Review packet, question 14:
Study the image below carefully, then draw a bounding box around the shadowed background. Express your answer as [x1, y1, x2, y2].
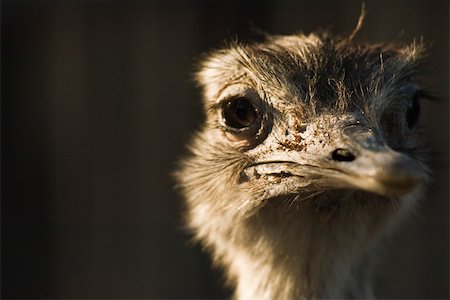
[2, 0, 448, 298]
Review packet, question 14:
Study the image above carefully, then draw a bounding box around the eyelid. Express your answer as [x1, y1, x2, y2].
[401, 82, 434, 101]
[206, 95, 260, 117]
[218, 85, 261, 102]
[217, 88, 263, 113]
[414, 89, 436, 101]
[206, 86, 260, 113]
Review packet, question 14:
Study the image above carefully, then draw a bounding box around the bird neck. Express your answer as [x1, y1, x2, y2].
[217, 196, 394, 300]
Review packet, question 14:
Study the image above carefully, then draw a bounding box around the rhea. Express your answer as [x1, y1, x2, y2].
[176, 27, 429, 299]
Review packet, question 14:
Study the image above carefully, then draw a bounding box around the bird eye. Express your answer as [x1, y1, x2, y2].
[221, 97, 258, 130]
[406, 94, 420, 129]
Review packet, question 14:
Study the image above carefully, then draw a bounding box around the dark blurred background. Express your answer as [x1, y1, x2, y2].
[1, 0, 448, 299]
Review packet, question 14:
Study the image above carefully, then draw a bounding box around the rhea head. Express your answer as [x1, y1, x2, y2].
[176, 31, 431, 299]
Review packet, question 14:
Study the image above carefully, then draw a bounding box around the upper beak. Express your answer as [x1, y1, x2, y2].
[323, 124, 425, 196]
[245, 124, 425, 197]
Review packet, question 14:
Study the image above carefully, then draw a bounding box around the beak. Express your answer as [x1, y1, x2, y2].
[323, 124, 425, 196]
[245, 124, 425, 197]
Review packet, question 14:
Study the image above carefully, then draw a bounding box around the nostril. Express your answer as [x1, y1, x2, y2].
[331, 148, 356, 162]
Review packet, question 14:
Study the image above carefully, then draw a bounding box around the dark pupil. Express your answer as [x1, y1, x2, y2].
[223, 98, 257, 129]
[406, 95, 420, 129]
